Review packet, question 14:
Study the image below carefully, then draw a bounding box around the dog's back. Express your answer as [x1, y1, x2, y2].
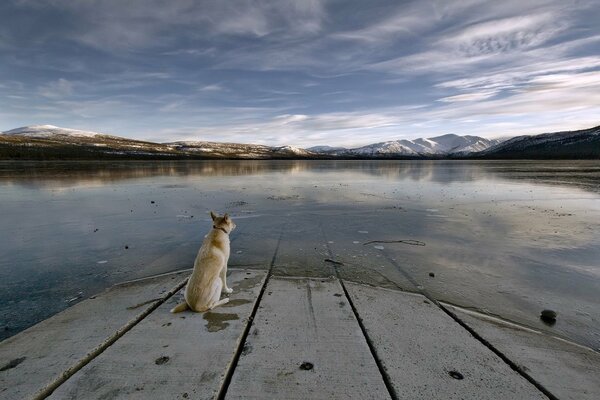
[171, 212, 235, 313]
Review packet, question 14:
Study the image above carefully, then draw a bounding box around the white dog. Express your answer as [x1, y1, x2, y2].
[171, 211, 236, 313]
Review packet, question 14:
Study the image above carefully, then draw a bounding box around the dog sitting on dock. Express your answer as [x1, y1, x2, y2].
[170, 211, 236, 313]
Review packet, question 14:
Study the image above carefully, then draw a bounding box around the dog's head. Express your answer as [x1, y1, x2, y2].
[210, 211, 236, 233]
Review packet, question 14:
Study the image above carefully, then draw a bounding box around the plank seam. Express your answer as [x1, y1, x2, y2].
[215, 224, 285, 400]
[338, 279, 399, 400]
[320, 224, 398, 400]
[435, 302, 559, 400]
[442, 301, 600, 354]
[379, 251, 559, 400]
[33, 277, 188, 400]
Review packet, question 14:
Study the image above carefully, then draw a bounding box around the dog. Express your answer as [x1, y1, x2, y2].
[170, 211, 236, 313]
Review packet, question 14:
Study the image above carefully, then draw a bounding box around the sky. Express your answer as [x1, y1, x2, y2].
[0, 0, 599, 147]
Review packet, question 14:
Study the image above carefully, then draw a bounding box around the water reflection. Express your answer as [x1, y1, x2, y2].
[1, 160, 599, 192]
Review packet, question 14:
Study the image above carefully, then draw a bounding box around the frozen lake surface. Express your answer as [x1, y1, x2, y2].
[1, 160, 599, 350]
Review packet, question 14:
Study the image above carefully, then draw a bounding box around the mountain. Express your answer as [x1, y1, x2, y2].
[3, 125, 108, 138]
[0, 125, 317, 160]
[0, 125, 183, 159]
[166, 141, 313, 158]
[476, 125, 600, 159]
[309, 134, 503, 157]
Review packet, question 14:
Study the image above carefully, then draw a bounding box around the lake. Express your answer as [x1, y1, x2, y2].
[1, 160, 599, 351]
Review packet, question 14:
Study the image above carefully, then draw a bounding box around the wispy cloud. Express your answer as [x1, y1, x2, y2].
[369, 6, 572, 75]
[38, 78, 73, 98]
[438, 91, 499, 103]
[333, 4, 434, 43]
[198, 84, 224, 92]
[1, 0, 599, 144]
[152, 106, 430, 147]
[439, 13, 565, 55]
[10, 0, 326, 51]
[436, 54, 600, 92]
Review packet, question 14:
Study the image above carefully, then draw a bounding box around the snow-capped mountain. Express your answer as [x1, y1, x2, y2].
[3, 125, 109, 138]
[350, 141, 418, 156]
[309, 134, 503, 157]
[418, 134, 503, 154]
[275, 145, 313, 156]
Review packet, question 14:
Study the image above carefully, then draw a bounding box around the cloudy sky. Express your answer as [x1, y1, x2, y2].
[0, 0, 599, 147]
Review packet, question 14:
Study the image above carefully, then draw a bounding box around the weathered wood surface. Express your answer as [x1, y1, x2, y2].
[344, 282, 547, 400]
[448, 305, 600, 400]
[48, 269, 267, 400]
[5, 268, 594, 400]
[0, 270, 189, 400]
[225, 277, 390, 399]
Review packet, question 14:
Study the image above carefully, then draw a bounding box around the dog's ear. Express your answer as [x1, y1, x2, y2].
[223, 213, 230, 221]
[210, 211, 218, 221]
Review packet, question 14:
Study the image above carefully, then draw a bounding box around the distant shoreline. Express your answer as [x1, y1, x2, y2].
[1, 153, 599, 161]
[2, 124, 599, 160]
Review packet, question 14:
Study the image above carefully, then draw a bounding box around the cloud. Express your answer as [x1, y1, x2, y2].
[369, 6, 572, 75]
[212, 0, 325, 37]
[151, 106, 430, 147]
[2, 0, 600, 145]
[198, 84, 224, 92]
[525, 70, 600, 91]
[440, 13, 565, 56]
[333, 4, 434, 43]
[38, 78, 73, 98]
[10, 0, 326, 51]
[438, 91, 498, 103]
[436, 55, 600, 92]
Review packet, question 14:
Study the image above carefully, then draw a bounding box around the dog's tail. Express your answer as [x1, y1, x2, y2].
[170, 301, 189, 313]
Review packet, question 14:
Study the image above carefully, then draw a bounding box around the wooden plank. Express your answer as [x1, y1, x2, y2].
[344, 282, 547, 400]
[448, 305, 600, 400]
[225, 277, 390, 399]
[0, 270, 189, 400]
[48, 269, 267, 400]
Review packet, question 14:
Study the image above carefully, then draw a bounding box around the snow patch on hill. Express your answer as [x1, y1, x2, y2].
[275, 145, 312, 156]
[2, 125, 106, 138]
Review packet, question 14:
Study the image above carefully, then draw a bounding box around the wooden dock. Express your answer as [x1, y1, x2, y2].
[1, 268, 599, 399]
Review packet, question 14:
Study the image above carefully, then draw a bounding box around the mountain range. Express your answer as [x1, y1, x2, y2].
[0, 125, 312, 160]
[1, 124, 598, 160]
[307, 134, 503, 157]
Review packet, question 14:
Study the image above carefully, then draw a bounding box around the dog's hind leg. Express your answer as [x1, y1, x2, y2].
[202, 277, 229, 311]
[208, 297, 230, 310]
[220, 265, 233, 294]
